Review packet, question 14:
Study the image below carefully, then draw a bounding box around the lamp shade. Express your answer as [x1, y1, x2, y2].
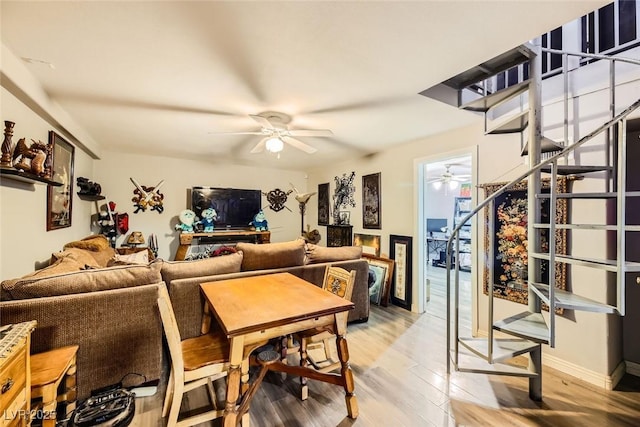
[127, 231, 145, 246]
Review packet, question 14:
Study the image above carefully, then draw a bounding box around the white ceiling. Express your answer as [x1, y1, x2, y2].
[0, 1, 608, 171]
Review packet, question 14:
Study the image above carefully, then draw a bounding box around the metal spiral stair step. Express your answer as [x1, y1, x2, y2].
[539, 165, 612, 175]
[532, 223, 640, 231]
[460, 80, 530, 112]
[451, 349, 539, 378]
[528, 282, 619, 314]
[521, 136, 564, 155]
[459, 337, 540, 363]
[493, 311, 549, 344]
[530, 252, 640, 272]
[537, 191, 640, 199]
[486, 110, 529, 135]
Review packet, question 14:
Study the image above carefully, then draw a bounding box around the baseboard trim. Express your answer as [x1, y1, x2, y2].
[541, 354, 624, 390]
[626, 360, 640, 377]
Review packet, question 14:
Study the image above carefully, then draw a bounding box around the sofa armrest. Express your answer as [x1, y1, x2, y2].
[0, 283, 164, 399]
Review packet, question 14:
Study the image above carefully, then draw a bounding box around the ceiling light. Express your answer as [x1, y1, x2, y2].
[432, 181, 442, 190]
[265, 137, 284, 153]
[449, 180, 459, 190]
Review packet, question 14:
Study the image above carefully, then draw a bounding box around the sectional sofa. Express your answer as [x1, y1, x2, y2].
[0, 236, 369, 399]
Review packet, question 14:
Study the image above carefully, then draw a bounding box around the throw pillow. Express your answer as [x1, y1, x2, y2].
[107, 250, 150, 266]
[236, 239, 306, 271]
[305, 244, 363, 264]
[160, 251, 243, 283]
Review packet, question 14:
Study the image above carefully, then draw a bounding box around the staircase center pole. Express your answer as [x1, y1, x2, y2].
[527, 41, 543, 402]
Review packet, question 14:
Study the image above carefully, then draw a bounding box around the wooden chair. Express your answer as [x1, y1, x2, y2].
[293, 266, 356, 400]
[157, 286, 230, 427]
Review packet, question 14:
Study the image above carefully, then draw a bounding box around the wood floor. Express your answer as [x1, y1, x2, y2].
[132, 272, 640, 426]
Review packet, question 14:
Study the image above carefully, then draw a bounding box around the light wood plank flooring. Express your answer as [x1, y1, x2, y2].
[132, 278, 640, 426]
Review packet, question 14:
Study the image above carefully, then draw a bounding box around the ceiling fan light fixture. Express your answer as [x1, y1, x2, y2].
[449, 180, 459, 190]
[265, 137, 284, 153]
[432, 181, 443, 190]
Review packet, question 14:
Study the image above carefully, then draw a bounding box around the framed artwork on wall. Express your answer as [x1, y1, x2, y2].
[479, 177, 571, 312]
[390, 234, 412, 310]
[318, 182, 330, 226]
[363, 253, 394, 307]
[362, 172, 381, 229]
[47, 131, 74, 231]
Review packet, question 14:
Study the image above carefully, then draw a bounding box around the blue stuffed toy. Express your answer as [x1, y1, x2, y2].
[175, 209, 196, 233]
[199, 208, 218, 232]
[250, 210, 269, 231]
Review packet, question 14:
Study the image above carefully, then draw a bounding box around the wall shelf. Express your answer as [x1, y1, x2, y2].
[77, 193, 106, 201]
[0, 167, 62, 186]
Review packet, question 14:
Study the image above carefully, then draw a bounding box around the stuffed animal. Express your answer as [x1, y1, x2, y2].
[250, 210, 269, 231]
[175, 209, 197, 233]
[199, 208, 218, 232]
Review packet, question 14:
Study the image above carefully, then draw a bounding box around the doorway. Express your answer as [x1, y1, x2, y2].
[415, 148, 477, 335]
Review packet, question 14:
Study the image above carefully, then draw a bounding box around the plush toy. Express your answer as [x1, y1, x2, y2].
[175, 209, 197, 233]
[250, 210, 269, 231]
[199, 208, 218, 232]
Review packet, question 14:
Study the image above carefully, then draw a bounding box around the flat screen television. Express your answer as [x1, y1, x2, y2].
[191, 187, 262, 230]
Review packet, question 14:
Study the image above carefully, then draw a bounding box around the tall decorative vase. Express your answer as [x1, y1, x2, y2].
[1, 121, 16, 168]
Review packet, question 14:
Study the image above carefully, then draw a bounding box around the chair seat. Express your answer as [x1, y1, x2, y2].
[31, 345, 79, 388]
[182, 331, 229, 371]
[296, 325, 335, 339]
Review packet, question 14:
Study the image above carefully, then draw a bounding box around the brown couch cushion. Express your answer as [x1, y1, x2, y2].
[160, 252, 243, 284]
[305, 244, 362, 264]
[0, 260, 163, 300]
[236, 240, 306, 271]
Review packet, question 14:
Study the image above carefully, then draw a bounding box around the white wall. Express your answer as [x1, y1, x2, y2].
[92, 150, 307, 261]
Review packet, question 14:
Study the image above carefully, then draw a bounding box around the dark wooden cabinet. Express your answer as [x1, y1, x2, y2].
[326, 225, 353, 247]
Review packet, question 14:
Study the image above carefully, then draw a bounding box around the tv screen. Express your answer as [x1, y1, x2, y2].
[191, 187, 262, 230]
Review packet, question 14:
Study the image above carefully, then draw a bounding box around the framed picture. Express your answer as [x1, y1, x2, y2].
[353, 233, 381, 257]
[479, 177, 572, 311]
[363, 253, 394, 307]
[390, 234, 412, 310]
[362, 172, 381, 229]
[337, 210, 350, 225]
[318, 182, 330, 226]
[47, 131, 74, 231]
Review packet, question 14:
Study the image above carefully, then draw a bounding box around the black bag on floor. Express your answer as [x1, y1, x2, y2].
[67, 388, 135, 427]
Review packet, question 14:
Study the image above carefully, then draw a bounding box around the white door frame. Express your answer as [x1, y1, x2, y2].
[414, 146, 478, 335]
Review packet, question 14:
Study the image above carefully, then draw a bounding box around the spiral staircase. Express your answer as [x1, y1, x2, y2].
[421, 41, 640, 400]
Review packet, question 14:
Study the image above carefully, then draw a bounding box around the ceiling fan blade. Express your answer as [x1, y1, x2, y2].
[250, 137, 268, 154]
[453, 176, 471, 182]
[249, 114, 274, 129]
[426, 178, 442, 184]
[288, 129, 333, 137]
[283, 136, 317, 154]
[209, 131, 264, 135]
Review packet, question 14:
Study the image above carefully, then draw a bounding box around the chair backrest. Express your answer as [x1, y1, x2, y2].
[157, 285, 185, 377]
[322, 266, 356, 302]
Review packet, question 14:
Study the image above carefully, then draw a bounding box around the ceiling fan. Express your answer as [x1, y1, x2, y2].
[213, 111, 333, 155]
[427, 164, 471, 186]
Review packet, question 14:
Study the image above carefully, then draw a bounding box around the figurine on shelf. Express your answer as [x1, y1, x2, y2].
[250, 209, 269, 231]
[77, 177, 102, 196]
[97, 210, 117, 248]
[198, 208, 217, 232]
[11, 138, 52, 179]
[1, 121, 15, 168]
[175, 209, 196, 233]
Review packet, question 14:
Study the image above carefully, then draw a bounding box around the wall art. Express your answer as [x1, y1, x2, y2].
[390, 234, 413, 310]
[318, 182, 330, 226]
[46, 131, 74, 231]
[332, 171, 355, 224]
[364, 253, 394, 307]
[479, 177, 571, 310]
[353, 233, 381, 257]
[362, 172, 381, 229]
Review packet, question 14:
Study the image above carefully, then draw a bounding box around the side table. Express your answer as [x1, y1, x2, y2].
[30, 345, 79, 427]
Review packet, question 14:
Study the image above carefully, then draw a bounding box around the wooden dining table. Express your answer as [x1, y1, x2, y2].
[200, 272, 358, 427]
